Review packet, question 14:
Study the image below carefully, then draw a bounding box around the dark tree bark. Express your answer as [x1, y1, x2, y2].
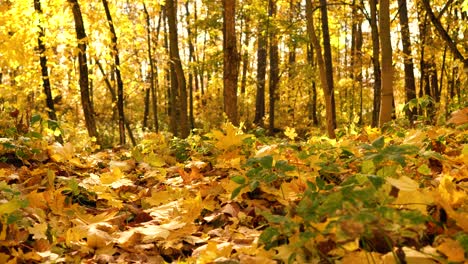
[269, 0, 279, 134]
[349, 0, 363, 123]
[417, 5, 437, 121]
[307, 44, 319, 126]
[142, 3, 159, 132]
[369, 0, 381, 127]
[95, 59, 136, 147]
[254, 20, 267, 126]
[223, 0, 240, 125]
[319, 0, 336, 131]
[68, 0, 99, 143]
[34, 0, 63, 143]
[102, 0, 126, 145]
[306, 0, 336, 138]
[166, 0, 189, 138]
[398, 0, 417, 123]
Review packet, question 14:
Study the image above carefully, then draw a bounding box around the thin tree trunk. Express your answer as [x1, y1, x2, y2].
[319, 0, 336, 132]
[166, 0, 189, 138]
[34, 0, 63, 143]
[307, 44, 319, 126]
[143, 3, 159, 132]
[306, 0, 336, 138]
[369, 0, 381, 127]
[68, 0, 99, 143]
[102, 0, 125, 145]
[254, 20, 267, 126]
[398, 0, 417, 123]
[185, 1, 195, 129]
[269, 0, 279, 134]
[378, 0, 394, 126]
[240, 17, 250, 95]
[223, 0, 240, 125]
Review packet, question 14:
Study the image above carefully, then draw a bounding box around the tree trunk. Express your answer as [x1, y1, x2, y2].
[369, 0, 381, 127]
[34, 0, 63, 143]
[378, 0, 394, 126]
[319, 0, 337, 132]
[307, 44, 319, 126]
[349, 0, 363, 124]
[166, 0, 189, 138]
[68, 0, 99, 143]
[254, 20, 267, 126]
[398, 0, 417, 123]
[306, 0, 336, 138]
[240, 17, 250, 95]
[223, 0, 240, 125]
[185, 1, 196, 129]
[102, 0, 125, 145]
[143, 3, 159, 132]
[269, 0, 279, 134]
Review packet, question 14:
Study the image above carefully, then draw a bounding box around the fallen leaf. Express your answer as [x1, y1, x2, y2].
[436, 238, 465, 262]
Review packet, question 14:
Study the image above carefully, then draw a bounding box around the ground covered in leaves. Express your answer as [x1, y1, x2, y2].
[0, 123, 467, 263]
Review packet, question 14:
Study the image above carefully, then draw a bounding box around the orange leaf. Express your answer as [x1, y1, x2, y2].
[437, 238, 465, 262]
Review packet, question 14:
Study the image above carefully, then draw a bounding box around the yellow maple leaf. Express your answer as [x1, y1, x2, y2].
[394, 189, 434, 215]
[86, 225, 113, 249]
[438, 174, 465, 207]
[48, 142, 74, 163]
[386, 176, 419, 191]
[208, 122, 252, 151]
[28, 222, 48, 240]
[284, 127, 297, 141]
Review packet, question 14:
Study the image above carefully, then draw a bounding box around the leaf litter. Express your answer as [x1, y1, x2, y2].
[0, 123, 467, 263]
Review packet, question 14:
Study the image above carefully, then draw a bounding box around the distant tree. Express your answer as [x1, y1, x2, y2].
[306, 0, 336, 138]
[268, 0, 279, 134]
[378, 0, 394, 126]
[254, 11, 267, 126]
[142, 3, 159, 132]
[223, 0, 240, 125]
[101, 0, 126, 145]
[166, 0, 189, 138]
[319, 0, 337, 134]
[68, 0, 99, 143]
[33, 0, 63, 143]
[398, 0, 417, 123]
[368, 0, 381, 127]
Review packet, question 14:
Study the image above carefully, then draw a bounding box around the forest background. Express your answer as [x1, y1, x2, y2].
[0, 0, 466, 145]
[0, 0, 468, 263]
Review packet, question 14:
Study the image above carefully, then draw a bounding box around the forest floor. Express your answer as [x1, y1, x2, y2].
[0, 122, 467, 263]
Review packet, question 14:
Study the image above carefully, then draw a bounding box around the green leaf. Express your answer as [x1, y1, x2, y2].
[259, 226, 280, 244]
[455, 232, 468, 253]
[231, 186, 244, 199]
[249, 180, 259, 191]
[377, 165, 398, 177]
[275, 160, 295, 172]
[367, 175, 385, 189]
[361, 160, 375, 174]
[26, 131, 43, 139]
[371, 136, 385, 149]
[231, 175, 246, 184]
[316, 176, 325, 190]
[259, 155, 273, 169]
[30, 114, 42, 124]
[417, 164, 432, 175]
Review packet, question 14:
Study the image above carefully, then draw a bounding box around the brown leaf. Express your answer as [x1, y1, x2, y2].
[447, 107, 468, 125]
